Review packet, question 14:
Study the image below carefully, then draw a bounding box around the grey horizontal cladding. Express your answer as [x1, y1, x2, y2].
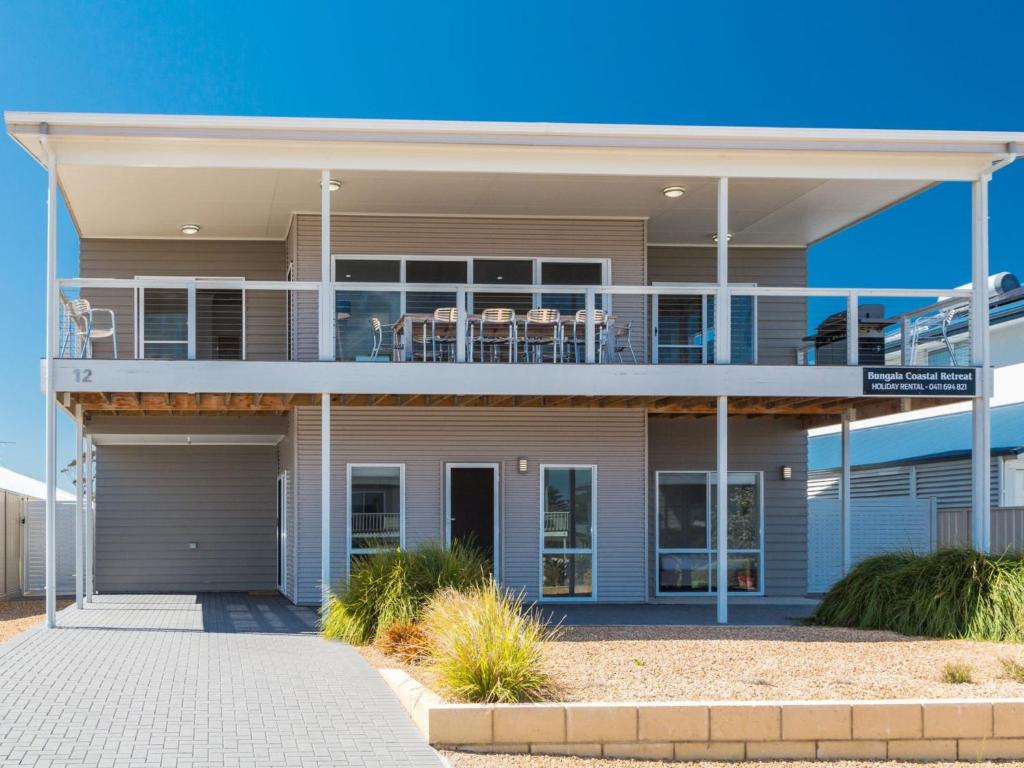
[78, 238, 288, 360]
[293, 407, 647, 606]
[647, 415, 808, 597]
[647, 246, 808, 366]
[811, 457, 1001, 510]
[95, 445, 279, 593]
[292, 214, 647, 361]
[808, 467, 913, 499]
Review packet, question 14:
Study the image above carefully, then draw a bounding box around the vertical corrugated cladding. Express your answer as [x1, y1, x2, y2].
[647, 415, 809, 597]
[78, 238, 289, 360]
[293, 407, 647, 605]
[647, 245, 808, 365]
[291, 214, 647, 361]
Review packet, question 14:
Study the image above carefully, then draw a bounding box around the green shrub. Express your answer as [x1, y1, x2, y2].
[422, 580, 558, 703]
[320, 541, 489, 644]
[1002, 657, 1024, 683]
[941, 662, 973, 684]
[809, 548, 1024, 642]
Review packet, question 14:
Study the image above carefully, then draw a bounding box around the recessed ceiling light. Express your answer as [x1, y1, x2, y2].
[321, 178, 342, 192]
[711, 232, 733, 243]
[662, 185, 687, 199]
[180, 224, 200, 235]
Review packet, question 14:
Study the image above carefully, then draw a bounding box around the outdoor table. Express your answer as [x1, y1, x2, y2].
[391, 313, 616, 362]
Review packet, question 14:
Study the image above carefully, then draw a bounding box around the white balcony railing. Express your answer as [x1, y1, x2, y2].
[55, 276, 975, 369]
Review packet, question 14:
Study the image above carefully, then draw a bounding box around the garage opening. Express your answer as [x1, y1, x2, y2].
[95, 444, 279, 593]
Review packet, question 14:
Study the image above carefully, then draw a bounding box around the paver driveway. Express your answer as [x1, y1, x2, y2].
[0, 594, 444, 768]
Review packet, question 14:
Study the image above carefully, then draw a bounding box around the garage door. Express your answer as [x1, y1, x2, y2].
[96, 445, 278, 592]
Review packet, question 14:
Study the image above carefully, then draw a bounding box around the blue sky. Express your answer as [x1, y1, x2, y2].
[0, 1, 1021, 485]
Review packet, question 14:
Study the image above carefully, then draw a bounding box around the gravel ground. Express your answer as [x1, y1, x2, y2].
[0, 598, 72, 644]
[363, 625, 1024, 702]
[441, 752, 1024, 768]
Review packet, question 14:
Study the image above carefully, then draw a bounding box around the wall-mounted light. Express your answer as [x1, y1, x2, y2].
[180, 224, 200, 235]
[780, 465, 793, 480]
[321, 178, 342, 192]
[662, 185, 687, 199]
[517, 457, 529, 474]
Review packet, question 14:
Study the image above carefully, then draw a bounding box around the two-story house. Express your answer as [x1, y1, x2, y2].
[6, 113, 1016, 628]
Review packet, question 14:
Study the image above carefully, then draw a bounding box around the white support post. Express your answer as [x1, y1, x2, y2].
[318, 170, 335, 362]
[584, 289, 596, 364]
[320, 392, 332, 611]
[455, 285, 467, 363]
[970, 176, 991, 552]
[84, 435, 94, 601]
[840, 409, 853, 575]
[846, 293, 859, 366]
[186, 281, 197, 361]
[716, 395, 728, 624]
[715, 178, 731, 364]
[42, 132, 58, 629]
[74, 405, 84, 609]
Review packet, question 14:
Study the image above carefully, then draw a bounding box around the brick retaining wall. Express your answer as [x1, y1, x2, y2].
[380, 669, 1024, 762]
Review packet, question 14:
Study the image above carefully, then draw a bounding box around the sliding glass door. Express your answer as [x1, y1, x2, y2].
[656, 471, 763, 595]
[541, 465, 596, 600]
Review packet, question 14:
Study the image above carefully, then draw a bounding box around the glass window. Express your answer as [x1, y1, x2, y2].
[656, 471, 762, 595]
[141, 288, 188, 359]
[406, 260, 468, 315]
[349, 466, 403, 562]
[195, 289, 243, 360]
[337, 259, 401, 282]
[705, 295, 756, 364]
[336, 260, 402, 361]
[540, 261, 604, 315]
[541, 466, 595, 599]
[472, 259, 534, 313]
[657, 472, 708, 549]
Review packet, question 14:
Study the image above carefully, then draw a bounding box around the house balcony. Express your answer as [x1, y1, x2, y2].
[52, 274, 982, 424]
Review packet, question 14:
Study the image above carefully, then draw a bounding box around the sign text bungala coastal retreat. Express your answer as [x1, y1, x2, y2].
[862, 367, 976, 396]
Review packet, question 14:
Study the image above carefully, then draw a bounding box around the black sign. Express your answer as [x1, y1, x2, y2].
[863, 367, 976, 397]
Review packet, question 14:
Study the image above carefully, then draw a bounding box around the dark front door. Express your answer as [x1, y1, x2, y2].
[448, 466, 497, 571]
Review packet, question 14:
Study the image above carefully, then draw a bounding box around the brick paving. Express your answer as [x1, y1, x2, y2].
[0, 594, 444, 768]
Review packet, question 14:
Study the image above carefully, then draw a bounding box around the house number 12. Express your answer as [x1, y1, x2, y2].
[73, 368, 93, 383]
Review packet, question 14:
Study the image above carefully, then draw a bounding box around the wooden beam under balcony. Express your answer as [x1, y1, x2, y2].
[64, 389, 964, 430]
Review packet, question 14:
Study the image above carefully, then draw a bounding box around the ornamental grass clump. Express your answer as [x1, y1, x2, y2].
[809, 548, 1024, 642]
[376, 620, 429, 663]
[421, 580, 558, 703]
[320, 541, 489, 645]
[941, 662, 973, 684]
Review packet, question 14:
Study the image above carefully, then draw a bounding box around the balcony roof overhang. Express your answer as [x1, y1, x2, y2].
[6, 112, 1021, 246]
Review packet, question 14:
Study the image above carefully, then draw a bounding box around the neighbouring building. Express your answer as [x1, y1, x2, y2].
[6, 112, 1018, 626]
[0, 467, 75, 598]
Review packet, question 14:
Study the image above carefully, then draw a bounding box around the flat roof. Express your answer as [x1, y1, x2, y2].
[6, 112, 1021, 244]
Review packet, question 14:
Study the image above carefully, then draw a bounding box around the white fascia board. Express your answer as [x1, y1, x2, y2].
[59, 358, 885, 399]
[33, 136, 999, 182]
[6, 111, 1024, 150]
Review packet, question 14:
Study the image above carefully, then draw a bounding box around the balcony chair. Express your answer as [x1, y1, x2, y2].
[569, 308, 607, 363]
[432, 307, 459, 361]
[61, 296, 118, 359]
[613, 320, 637, 364]
[368, 317, 403, 361]
[522, 308, 561, 363]
[477, 307, 517, 362]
